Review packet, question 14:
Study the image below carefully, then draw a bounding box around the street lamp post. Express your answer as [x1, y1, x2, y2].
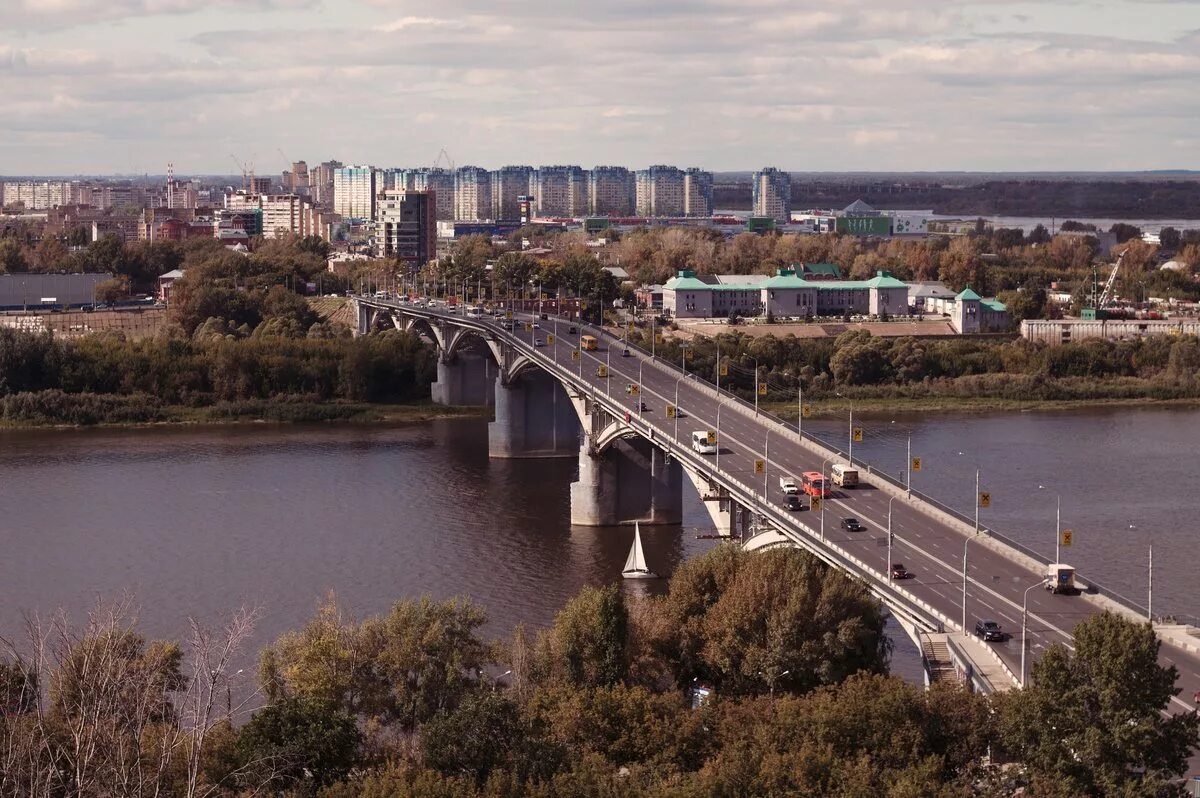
[961, 532, 978, 633]
[797, 383, 804, 439]
[1039, 486, 1062, 562]
[715, 399, 723, 473]
[887, 496, 896, 579]
[762, 428, 770, 499]
[674, 376, 682, 441]
[1021, 581, 1046, 687]
[748, 356, 760, 417]
[819, 455, 834, 541]
[906, 434, 912, 496]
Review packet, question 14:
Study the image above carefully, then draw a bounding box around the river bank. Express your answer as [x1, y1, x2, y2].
[0, 393, 488, 429]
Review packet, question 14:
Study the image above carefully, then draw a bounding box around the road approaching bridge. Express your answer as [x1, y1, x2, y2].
[355, 297, 1200, 751]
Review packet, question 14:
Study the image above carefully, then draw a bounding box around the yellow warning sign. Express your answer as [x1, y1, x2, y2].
[1060, 529, 1073, 547]
[597, 365, 608, 378]
[546, 335, 554, 345]
[852, 427, 864, 442]
[801, 404, 812, 418]
[571, 350, 579, 361]
[758, 382, 768, 396]
[719, 364, 729, 377]
[911, 457, 921, 472]
[754, 459, 765, 475]
[706, 430, 716, 444]
[666, 405, 676, 419]
[811, 496, 822, 512]
[979, 492, 991, 508]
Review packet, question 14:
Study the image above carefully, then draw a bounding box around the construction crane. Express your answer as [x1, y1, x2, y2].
[229, 154, 250, 192]
[433, 148, 455, 172]
[1083, 250, 1127, 320]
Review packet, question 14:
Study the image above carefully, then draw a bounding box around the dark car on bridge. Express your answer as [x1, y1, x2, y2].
[786, 495, 805, 511]
[890, 563, 913, 580]
[974, 620, 1006, 642]
[568, 326, 578, 334]
[840, 517, 865, 532]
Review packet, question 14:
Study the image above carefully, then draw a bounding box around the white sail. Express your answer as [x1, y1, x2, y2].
[622, 523, 656, 578]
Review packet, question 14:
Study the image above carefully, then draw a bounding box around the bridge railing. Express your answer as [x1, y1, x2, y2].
[375, 300, 1160, 627]
[563, 310, 1166, 623]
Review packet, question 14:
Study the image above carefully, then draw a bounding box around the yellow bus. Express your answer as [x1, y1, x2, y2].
[580, 335, 599, 351]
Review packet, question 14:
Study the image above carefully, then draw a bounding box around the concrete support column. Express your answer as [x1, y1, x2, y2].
[683, 467, 734, 537]
[431, 352, 496, 407]
[571, 439, 619, 526]
[355, 302, 373, 337]
[489, 370, 580, 459]
[570, 435, 683, 527]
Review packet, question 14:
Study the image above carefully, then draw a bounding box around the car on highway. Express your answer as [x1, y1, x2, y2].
[534, 338, 545, 347]
[539, 313, 548, 321]
[568, 325, 578, 334]
[974, 620, 1006, 642]
[500, 320, 515, 330]
[786, 495, 805, 511]
[890, 563, 913, 580]
[840, 517, 865, 532]
[622, 348, 632, 357]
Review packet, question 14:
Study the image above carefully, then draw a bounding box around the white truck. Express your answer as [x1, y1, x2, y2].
[1045, 564, 1077, 595]
[691, 430, 717, 455]
[831, 463, 859, 488]
[779, 476, 799, 495]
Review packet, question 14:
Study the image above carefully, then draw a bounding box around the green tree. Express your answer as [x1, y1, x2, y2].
[0, 237, 27, 273]
[995, 611, 1200, 795]
[541, 585, 629, 689]
[94, 275, 131, 304]
[235, 696, 361, 791]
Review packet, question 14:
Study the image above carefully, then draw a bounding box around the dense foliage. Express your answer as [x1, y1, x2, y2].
[0, 327, 435, 424]
[2, 546, 1193, 797]
[640, 327, 1200, 406]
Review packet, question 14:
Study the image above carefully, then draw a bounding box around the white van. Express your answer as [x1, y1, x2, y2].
[691, 430, 717, 455]
[465, 305, 484, 319]
[831, 463, 859, 488]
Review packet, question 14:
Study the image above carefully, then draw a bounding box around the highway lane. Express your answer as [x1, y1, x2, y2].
[400, 304, 1200, 739]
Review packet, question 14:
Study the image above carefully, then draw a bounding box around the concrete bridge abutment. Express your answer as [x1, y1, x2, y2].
[570, 436, 682, 526]
[488, 370, 580, 459]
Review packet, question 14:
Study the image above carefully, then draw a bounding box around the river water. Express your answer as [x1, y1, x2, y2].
[1, 406, 1196, 681]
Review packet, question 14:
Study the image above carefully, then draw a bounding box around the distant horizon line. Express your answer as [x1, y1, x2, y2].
[3, 169, 1199, 181]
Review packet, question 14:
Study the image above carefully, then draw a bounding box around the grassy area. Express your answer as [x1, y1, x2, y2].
[0, 397, 490, 430]
[763, 395, 1200, 418]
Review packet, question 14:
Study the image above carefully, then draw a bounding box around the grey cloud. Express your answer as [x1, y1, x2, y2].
[4, 0, 317, 32]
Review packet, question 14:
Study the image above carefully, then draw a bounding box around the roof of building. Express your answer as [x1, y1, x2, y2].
[158, 269, 185, 280]
[843, 199, 877, 214]
[956, 287, 982, 301]
[798, 262, 842, 278]
[759, 269, 907, 291]
[908, 281, 957, 299]
[603, 265, 631, 280]
[982, 299, 1007, 312]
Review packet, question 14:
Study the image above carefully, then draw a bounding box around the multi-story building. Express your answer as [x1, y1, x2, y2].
[224, 191, 313, 238]
[333, 166, 377, 219]
[532, 165, 587, 217]
[491, 165, 533, 221]
[589, 166, 635, 216]
[454, 166, 491, 221]
[375, 190, 436, 268]
[683, 168, 714, 218]
[284, 161, 309, 195]
[1, 181, 76, 210]
[752, 167, 791, 223]
[635, 165, 686, 217]
[309, 160, 342, 207]
[405, 168, 455, 221]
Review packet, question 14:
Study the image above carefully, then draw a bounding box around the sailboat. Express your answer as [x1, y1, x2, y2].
[622, 522, 659, 580]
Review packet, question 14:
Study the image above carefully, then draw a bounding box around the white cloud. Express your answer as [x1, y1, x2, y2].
[1, 0, 1200, 172]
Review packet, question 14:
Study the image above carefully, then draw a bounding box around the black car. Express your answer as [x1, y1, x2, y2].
[786, 495, 805, 511]
[568, 325, 578, 334]
[622, 348, 632, 357]
[841, 517, 865, 532]
[974, 620, 1006, 642]
[539, 313, 548, 321]
[890, 563, 913, 580]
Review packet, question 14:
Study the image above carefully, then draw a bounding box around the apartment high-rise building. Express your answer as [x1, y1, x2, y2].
[376, 190, 436, 268]
[333, 166, 377, 219]
[588, 166, 635, 216]
[283, 161, 309, 195]
[752, 167, 791, 223]
[454, 166, 492, 221]
[635, 165, 686, 217]
[0, 181, 76, 210]
[407, 168, 454, 221]
[532, 165, 587, 217]
[309, 160, 342, 206]
[491, 165, 532, 221]
[683, 168, 714, 218]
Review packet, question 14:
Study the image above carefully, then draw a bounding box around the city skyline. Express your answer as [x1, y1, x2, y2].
[2, 0, 1200, 174]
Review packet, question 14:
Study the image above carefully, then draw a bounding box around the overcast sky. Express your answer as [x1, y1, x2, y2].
[2, 0, 1199, 175]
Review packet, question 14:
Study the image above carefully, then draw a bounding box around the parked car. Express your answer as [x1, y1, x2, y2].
[890, 563, 913, 580]
[974, 619, 1006, 642]
[786, 495, 805, 511]
[840, 517, 865, 532]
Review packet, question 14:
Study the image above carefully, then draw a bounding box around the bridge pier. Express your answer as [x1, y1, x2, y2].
[570, 437, 682, 526]
[355, 302, 375, 337]
[431, 353, 496, 407]
[489, 371, 580, 459]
